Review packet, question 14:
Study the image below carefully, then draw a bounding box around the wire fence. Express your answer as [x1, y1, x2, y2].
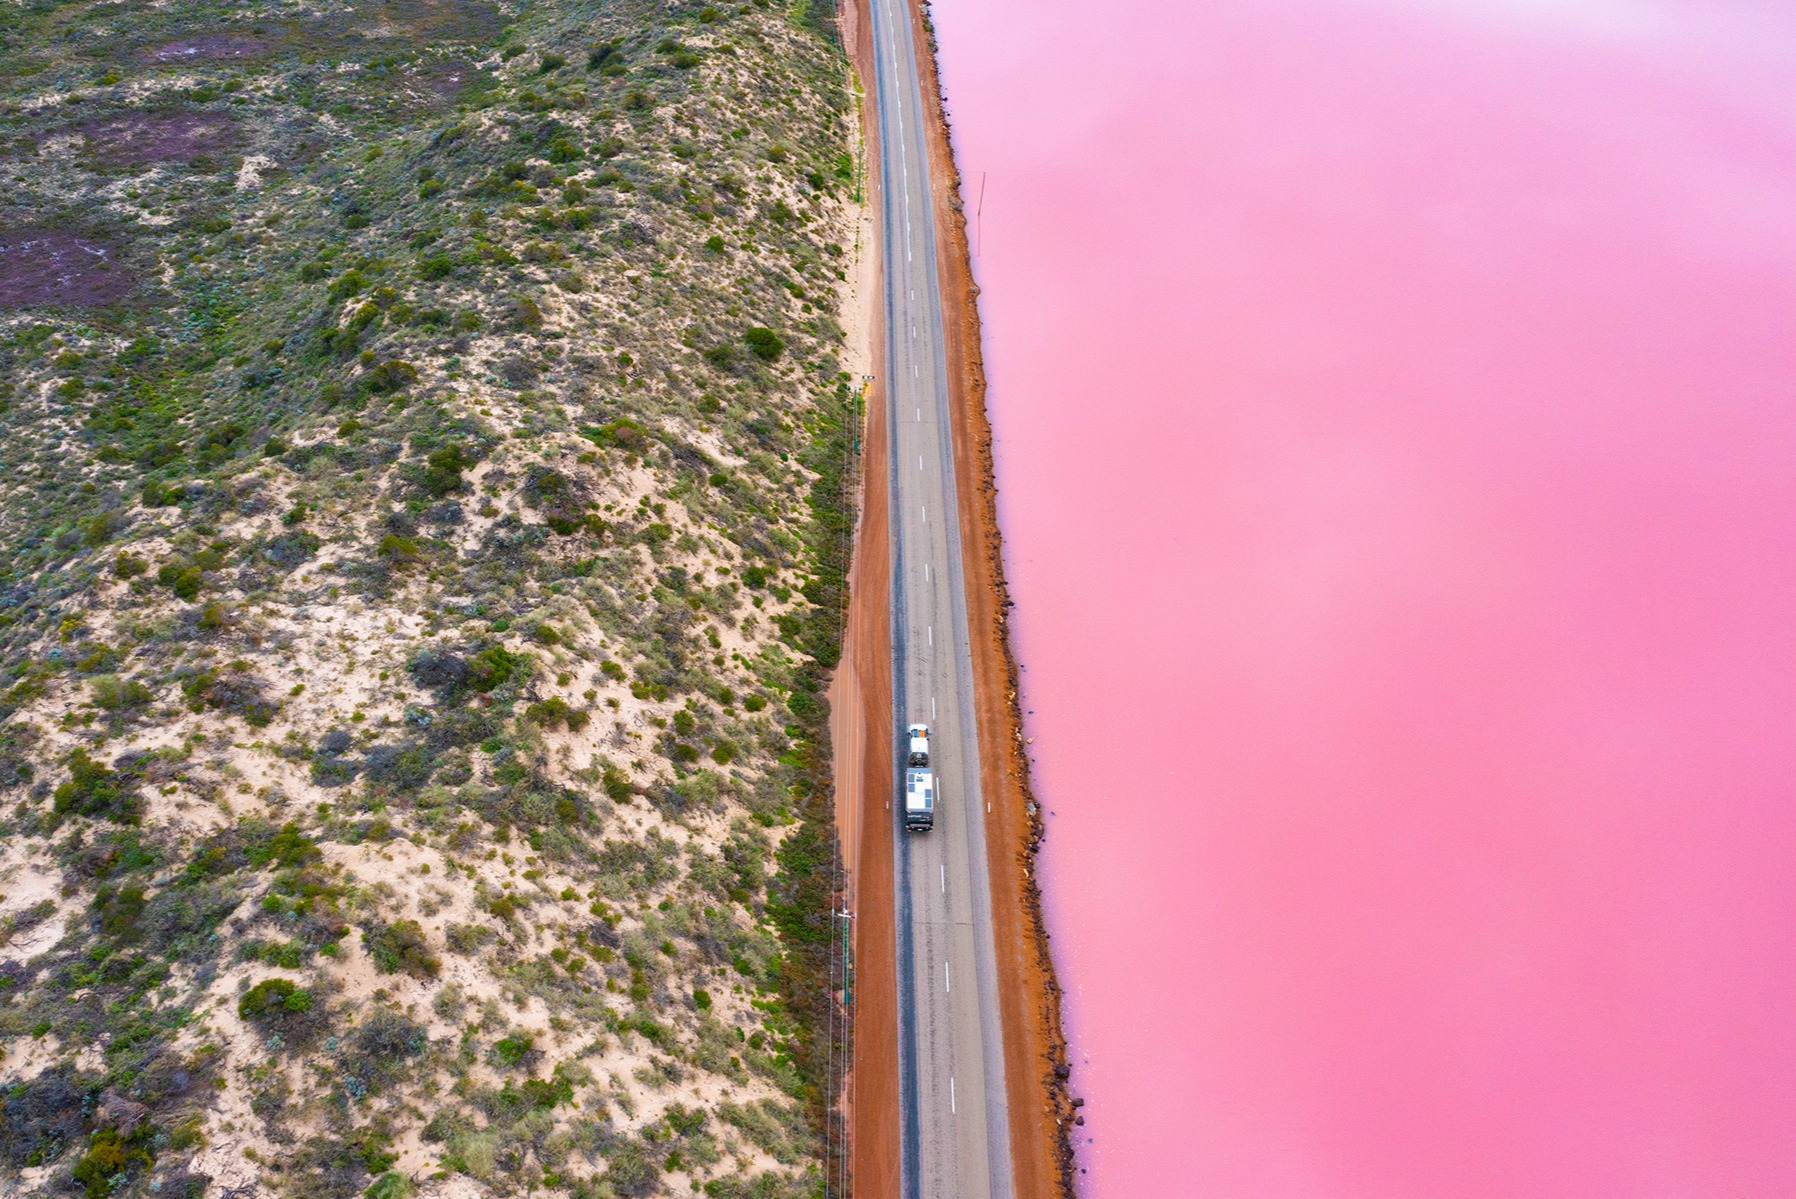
[826, 8, 870, 1189]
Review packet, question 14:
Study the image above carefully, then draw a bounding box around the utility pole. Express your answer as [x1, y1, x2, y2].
[977, 171, 986, 258]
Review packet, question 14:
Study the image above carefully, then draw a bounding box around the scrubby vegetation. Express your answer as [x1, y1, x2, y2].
[0, 0, 860, 1195]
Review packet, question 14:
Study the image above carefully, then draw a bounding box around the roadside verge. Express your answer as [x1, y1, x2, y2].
[833, 0, 902, 1196]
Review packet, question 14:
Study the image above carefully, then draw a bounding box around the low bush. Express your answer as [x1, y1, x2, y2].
[409, 648, 469, 690]
[468, 645, 526, 692]
[91, 674, 154, 712]
[423, 444, 472, 495]
[363, 918, 440, 978]
[365, 359, 419, 394]
[72, 1128, 153, 1199]
[743, 327, 784, 362]
[181, 666, 278, 727]
[523, 696, 590, 732]
[54, 749, 139, 823]
[603, 1140, 660, 1197]
[239, 977, 315, 1024]
[356, 1009, 426, 1062]
[445, 922, 496, 954]
[490, 1030, 534, 1068]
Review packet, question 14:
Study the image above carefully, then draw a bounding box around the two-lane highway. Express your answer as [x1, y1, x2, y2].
[866, 0, 1015, 1196]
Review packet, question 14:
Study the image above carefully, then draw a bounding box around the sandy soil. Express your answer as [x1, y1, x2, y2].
[838, 0, 1075, 1194]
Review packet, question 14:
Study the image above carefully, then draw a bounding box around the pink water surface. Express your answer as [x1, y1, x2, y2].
[926, 0, 1796, 1193]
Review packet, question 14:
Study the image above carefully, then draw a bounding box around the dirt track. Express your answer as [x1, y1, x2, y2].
[833, 0, 902, 1193]
[837, 0, 1075, 1195]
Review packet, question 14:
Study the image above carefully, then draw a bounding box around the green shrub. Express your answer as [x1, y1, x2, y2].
[239, 977, 315, 1023]
[445, 922, 496, 954]
[491, 1030, 533, 1067]
[91, 674, 154, 712]
[604, 1141, 660, 1197]
[468, 645, 525, 692]
[181, 666, 278, 726]
[483, 891, 526, 921]
[329, 270, 368, 300]
[510, 296, 543, 330]
[365, 359, 419, 394]
[95, 881, 147, 939]
[524, 696, 591, 732]
[72, 1128, 153, 1199]
[365, 1172, 414, 1199]
[54, 749, 138, 823]
[157, 563, 203, 600]
[81, 511, 126, 546]
[377, 534, 422, 565]
[423, 444, 471, 496]
[356, 1009, 426, 1061]
[518, 1071, 576, 1109]
[363, 918, 440, 978]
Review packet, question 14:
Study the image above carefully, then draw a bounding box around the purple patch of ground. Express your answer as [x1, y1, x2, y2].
[412, 58, 477, 105]
[0, 232, 132, 308]
[143, 34, 267, 62]
[376, 0, 504, 39]
[73, 111, 240, 164]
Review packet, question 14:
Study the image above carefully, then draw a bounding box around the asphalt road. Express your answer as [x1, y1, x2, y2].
[866, 1, 1016, 1197]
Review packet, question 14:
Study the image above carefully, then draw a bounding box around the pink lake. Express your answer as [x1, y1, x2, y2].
[927, 0, 1796, 1194]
